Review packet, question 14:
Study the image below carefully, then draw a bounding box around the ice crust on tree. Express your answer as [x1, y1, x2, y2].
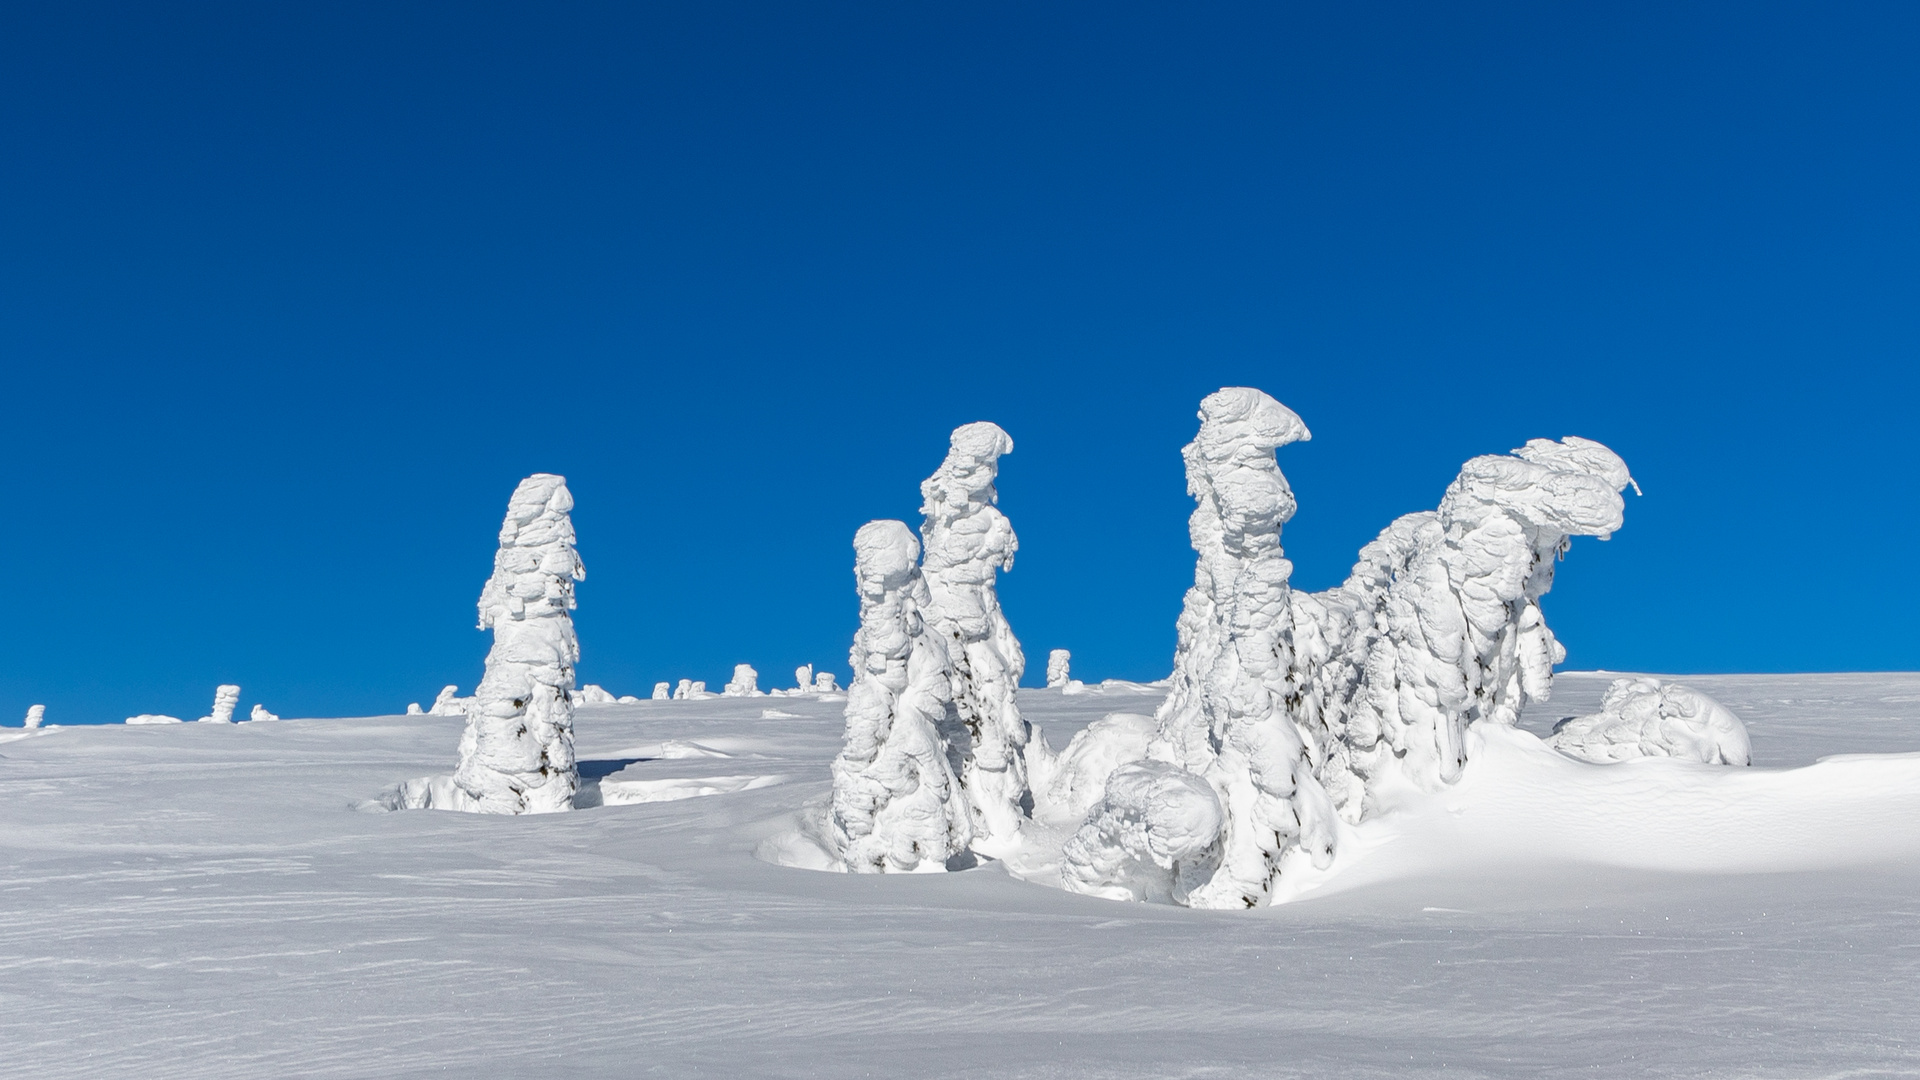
[827, 520, 973, 873]
[918, 421, 1031, 853]
[24, 705, 44, 729]
[1548, 678, 1751, 765]
[1046, 650, 1071, 689]
[451, 474, 584, 815]
[198, 685, 241, 724]
[1061, 761, 1224, 904]
[724, 665, 760, 696]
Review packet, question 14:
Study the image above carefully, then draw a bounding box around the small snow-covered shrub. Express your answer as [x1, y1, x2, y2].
[1061, 761, 1224, 905]
[198, 685, 240, 724]
[1046, 650, 1071, 689]
[1549, 678, 1751, 765]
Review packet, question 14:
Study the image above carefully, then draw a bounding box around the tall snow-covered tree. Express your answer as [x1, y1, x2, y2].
[918, 421, 1031, 854]
[829, 520, 973, 872]
[452, 473, 584, 815]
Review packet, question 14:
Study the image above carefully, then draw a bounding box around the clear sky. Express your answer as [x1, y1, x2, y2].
[3, 2, 1916, 724]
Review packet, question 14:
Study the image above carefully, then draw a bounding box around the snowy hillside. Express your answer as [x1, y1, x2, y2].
[3, 672, 1918, 1079]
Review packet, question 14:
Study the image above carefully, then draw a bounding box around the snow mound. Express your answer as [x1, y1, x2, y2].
[1061, 761, 1225, 905]
[575, 684, 617, 705]
[125, 714, 184, 725]
[248, 704, 279, 722]
[1548, 677, 1752, 765]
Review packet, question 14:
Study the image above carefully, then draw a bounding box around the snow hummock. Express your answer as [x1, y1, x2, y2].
[197, 685, 240, 724]
[1547, 677, 1752, 765]
[125, 714, 184, 725]
[1061, 760, 1225, 905]
[1046, 649, 1071, 689]
[248, 704, 279, 722]
[575, 684, 617, 705]
[827, 520, 973, 873]
[724, 665, 760, 697]
[23, 704, 44, 729]
[919, 421, 1030, 855]
[448, 473, 584, 815]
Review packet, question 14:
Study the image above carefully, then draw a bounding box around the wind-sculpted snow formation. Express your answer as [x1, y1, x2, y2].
[1046, 650, 1071, 689]
[24, 705, 44, 729]
[1064, 387, 1635, 908]
[1548, 677, 1751, 765]
[451, 473, 584, 815]
[919, 421, 1030, 854]
[827, 520, 972, 873]
[198, 685, 240, 724]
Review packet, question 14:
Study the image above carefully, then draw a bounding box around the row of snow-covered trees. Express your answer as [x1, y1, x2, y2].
[825, 387, 1643, 908]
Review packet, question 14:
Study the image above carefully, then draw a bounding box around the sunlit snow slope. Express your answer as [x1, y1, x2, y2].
[2, 672, 1918, 1079]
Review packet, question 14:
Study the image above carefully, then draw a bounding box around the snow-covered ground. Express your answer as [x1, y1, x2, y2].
[3, 672, 1918, 1078]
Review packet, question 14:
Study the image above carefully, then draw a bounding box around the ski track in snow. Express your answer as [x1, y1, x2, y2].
[2, 673, 1918, 1078]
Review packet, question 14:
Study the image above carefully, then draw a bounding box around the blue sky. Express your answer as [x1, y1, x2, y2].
[3, 2, 1916, 723]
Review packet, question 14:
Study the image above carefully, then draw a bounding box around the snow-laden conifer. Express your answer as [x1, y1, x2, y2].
[198, 685, 240, 724]
[919, 421, 1030, 853]
[24, 705, 44, 729]
[1046, 650, 1071, 689]
[452, 473, 584, 815]
[724, 665, 760, 696]
[828, 520, 972, 872]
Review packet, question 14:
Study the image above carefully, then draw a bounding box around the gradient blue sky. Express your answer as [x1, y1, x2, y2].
[3, 2, 1916, 724]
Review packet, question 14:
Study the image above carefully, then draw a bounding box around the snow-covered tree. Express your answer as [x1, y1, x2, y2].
[651, 682, 670, 700]
[1139, 387, 1338, 908]
[197, 685, 240, 724]
[249, 704, 279, 722]
[919, 421, 1030, 854]
[828, 520, 973, 873]
[1061, 761, 1224, 904]
[1548, 678, 1750, 765]
[24, 705, 44, 729]
[724, 665, 760, 696]
[452, 473, 584, 815]
[428, 685, 468, 716]
[1046, 650, 1071, 689]
[1337, 437, 1635, 796]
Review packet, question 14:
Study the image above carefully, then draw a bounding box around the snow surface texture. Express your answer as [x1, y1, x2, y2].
[827, 520, 972, 873]
[724, 665, 759, 696]
[1046, 649, 1070, 689]
[1548, 677, 1752, 765]
[23, 705, 43, 729]
[451, 473, 584, 815]
[197, 685, 240, 724]
[918, 421, 1030, 854]
[4, 675, 1919, 1079]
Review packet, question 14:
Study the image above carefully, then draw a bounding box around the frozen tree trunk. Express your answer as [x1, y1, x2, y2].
[24, 705, 44, 729]
[828, 520, 973, 872]
[1340, 438, 1635, 795]
[724, 665, 760, 696]
[198, 685, 240, 724]
[1046, 650, 1071, 689]
[452, 473, 585, 815]
[1144, 387, 1337, 909]
[919, 421, 1031, 854]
